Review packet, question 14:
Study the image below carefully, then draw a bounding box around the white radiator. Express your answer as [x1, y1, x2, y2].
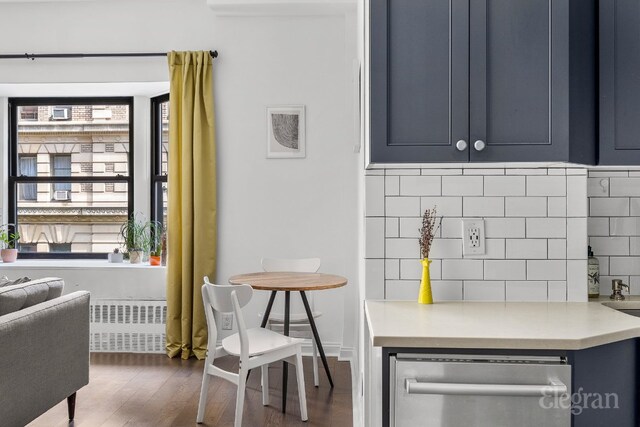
[89, 299, 167, 354]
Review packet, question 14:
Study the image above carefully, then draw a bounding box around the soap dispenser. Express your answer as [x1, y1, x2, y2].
[588, 246, 600, 298]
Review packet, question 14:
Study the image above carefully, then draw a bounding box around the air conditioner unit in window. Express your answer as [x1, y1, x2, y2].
[51, 107, 70, 120]
[53, 190, 69, 201]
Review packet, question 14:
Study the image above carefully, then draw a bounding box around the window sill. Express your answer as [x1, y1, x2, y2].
[0, 260, 166, 269]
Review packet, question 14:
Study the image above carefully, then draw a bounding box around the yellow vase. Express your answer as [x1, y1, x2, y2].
[418, 258, 433, 304]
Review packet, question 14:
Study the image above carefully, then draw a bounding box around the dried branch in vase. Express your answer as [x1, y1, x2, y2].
[418, 207, 441, 259]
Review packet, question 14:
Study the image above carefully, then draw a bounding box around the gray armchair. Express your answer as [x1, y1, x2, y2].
[0, 278, 90, 427]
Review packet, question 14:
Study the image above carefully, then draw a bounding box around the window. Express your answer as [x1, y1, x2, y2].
[18, 155, 37, 200]
[19, 106, 38, 121]
[9, 98, 134, 258]
[151, 94, 169, 229]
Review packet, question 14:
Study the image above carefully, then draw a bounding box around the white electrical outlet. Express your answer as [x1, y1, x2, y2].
[221, 313, 233, 330]
[462, 218, 486, 256]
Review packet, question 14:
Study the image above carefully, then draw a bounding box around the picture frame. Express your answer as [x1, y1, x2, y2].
[266, 105, 305, 159]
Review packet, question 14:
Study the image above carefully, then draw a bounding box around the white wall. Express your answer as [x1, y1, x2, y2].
[0, 0, 360, 355]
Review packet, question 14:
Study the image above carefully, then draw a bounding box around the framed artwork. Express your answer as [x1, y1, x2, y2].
[266, 105, 305, 158]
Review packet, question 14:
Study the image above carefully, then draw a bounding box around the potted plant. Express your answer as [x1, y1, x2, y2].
[108, 248, 123, 263]
[120, 213, 151, 264]
[0, 224, 20, 263]
[148, 222, 163, 266]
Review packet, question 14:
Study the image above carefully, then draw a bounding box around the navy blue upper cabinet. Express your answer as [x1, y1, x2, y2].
[370, 0, 597, 164]
[599, 0, 640, 165]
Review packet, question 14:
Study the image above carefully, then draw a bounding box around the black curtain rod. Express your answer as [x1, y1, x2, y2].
[0, 50, 218, 60]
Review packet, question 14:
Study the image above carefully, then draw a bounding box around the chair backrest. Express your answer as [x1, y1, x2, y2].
[261, 257, 321, 273]
[202, 276, 253, 361]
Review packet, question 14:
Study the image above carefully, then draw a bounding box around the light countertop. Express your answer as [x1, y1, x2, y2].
[365, 300, 640, 350]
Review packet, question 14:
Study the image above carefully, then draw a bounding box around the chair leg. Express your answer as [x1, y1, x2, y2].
[294, 351, 308, 421]
[235, 368, 247, 427]
[196, 362, 212, 423]
[261, 364, 270, 406]
[67, 392, 76, 421]
[312, 338, 319, 387]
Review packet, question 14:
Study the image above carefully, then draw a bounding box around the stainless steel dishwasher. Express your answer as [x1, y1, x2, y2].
[391, 354, 571, 427]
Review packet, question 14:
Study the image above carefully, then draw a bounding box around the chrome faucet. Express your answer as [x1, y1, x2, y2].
[610, 279, 630, 301]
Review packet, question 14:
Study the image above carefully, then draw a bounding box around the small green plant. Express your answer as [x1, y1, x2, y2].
[119, 213, 161, 253]
[0, 224, 20, 249]
[148, 223, 164, 257]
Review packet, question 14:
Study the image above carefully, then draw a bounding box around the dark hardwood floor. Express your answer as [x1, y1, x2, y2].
[29, 353, 353, 427]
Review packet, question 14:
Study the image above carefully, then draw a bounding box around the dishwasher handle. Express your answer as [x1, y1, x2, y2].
[405, 378, 567, 397]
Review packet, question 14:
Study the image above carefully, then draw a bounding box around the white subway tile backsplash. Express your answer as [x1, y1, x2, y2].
[590, 198, 629, 217]
[548, 239, 567, 259]
[548, 197, 568, 217]
[484, 260, 526, 280]
[385, 175, 400, 196]
[610, 257, 640, 275]
[440, 218, 463, 238]
[386, 217, 399, 238]
[631, 198, 640, 216]
[483, 176, 525, 196]
[385, 169, 420, 176]
[588, 170, 628, 177]
[442, 176, 484, 196]
[463, 197, 505, 217]
[421, 197, 462, 217]
[463, 169, 505, 175]
[432, 281, 463, 300]
[365, 218, 385, 258]
[599, 276, 627, 295]
[567, 218, 588, 259]
[399, 259, 442, 280]
[588, 218, 610, 236]
[610, 177, 640, 197]
[441, 259, 484, 280]
[631, 238, 640, 256]
[464, 281, 505, 301]
[385, 238, 419, 259]
[506, 281, 547, 301]
[506, 239, 547, 259]
[527, 176, 566, 196]
[597, 256, 610, 276]
[506, 168, 547, 175]
[386, 196, 421, 217]
[399, 217, 422, 238]
[589, 237, 630, 256]
[365, 259, 385, 299]
[505, 197, 547, 217]
[484, 218, 526, 238]
[567, 176, 588, 217]
[548, 168, 566, 176]
[430, 239, 463, 259]
[526, 218, 566, 238]
[400, 176, 441, 196]
[587, 178, 609, 197]
[610, 217, 640, 236]
[527, 260, 566, 280]
[385, 280, 419, 300]
[365, 175, 384, 217]
[567, 260, 588, 301]
[566, 169, 587, 176]
[548, 281, 567, 301]
[385, 259, 400, 280]
[421, 168, 462, 176]
[468, 239, 506, 260]
[365, 169, 384, 176]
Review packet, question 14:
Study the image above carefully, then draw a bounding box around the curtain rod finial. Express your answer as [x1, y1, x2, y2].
[210, 50, 218, 59]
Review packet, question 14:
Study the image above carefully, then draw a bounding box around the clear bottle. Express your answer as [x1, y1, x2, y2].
[588, 246, 600, 298]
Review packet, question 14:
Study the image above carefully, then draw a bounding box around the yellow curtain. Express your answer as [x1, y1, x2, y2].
[166, 51, 217, 360]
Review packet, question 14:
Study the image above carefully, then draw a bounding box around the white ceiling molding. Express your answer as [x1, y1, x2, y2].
[207, 0, 356, 16]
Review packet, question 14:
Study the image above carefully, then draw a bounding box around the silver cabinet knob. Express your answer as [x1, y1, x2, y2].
[455, 140, 468, 151]
[474, 140, 486, 151]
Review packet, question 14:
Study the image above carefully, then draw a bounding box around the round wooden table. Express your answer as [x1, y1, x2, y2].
[228, 271, 347, 412]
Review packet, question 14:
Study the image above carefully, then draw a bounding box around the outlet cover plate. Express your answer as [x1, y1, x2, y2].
[462, 218, 485, 256]
[221, 313, 233, 330]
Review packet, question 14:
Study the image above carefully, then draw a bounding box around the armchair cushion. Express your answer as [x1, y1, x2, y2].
[0, 278, 64, 316]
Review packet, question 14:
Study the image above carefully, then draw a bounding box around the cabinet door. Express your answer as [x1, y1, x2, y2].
[370, 0, 469, 163]
[600, 0, 640, 165]
[469, 0, 568, 162]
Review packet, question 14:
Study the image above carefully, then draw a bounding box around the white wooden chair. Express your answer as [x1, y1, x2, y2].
[261, 257, 321, 386]
[197, 277, 308, 426]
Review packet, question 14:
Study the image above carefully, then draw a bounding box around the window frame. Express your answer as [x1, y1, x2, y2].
[8, 97, 135, 259]
[150, 93, 169, 228]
